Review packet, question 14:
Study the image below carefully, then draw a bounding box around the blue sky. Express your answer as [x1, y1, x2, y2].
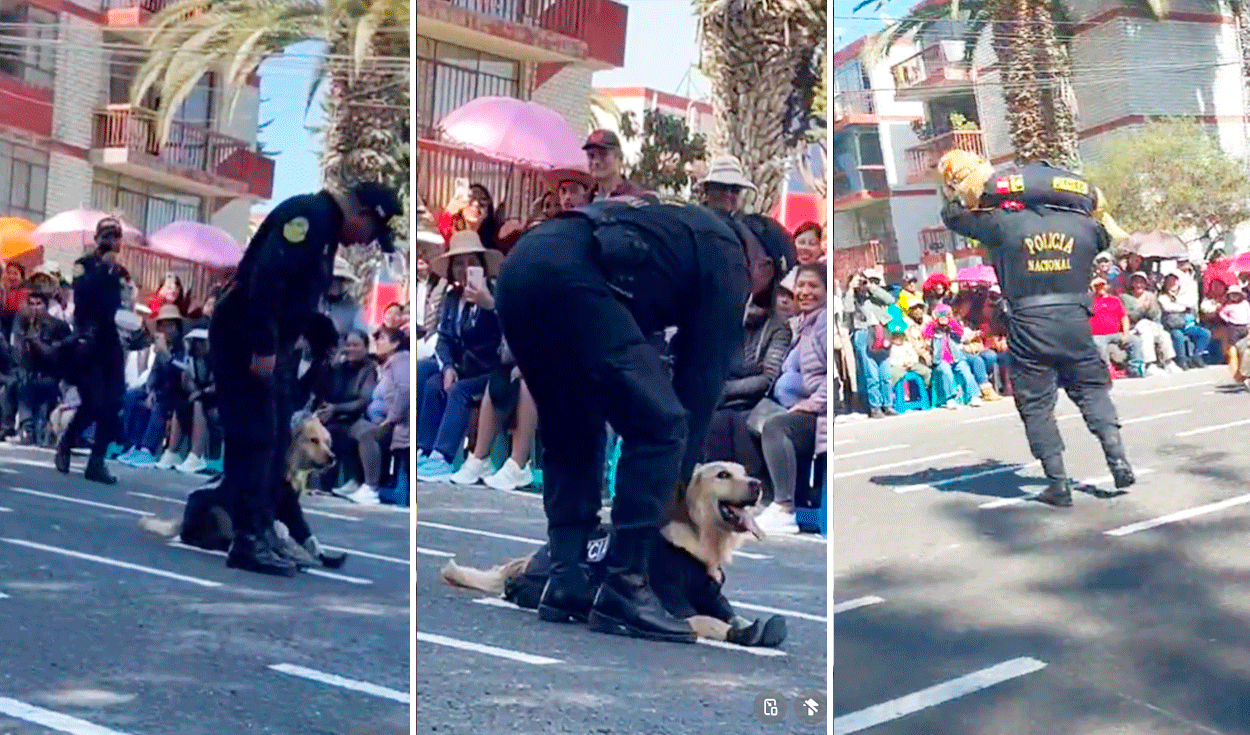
[254, 40, 325, 213]
[592, 0, 705, 94]
[835, 0, 897, 51]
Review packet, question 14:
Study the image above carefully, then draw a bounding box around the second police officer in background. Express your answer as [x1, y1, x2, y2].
[55, 218, 127, 485]
[211, 182, 402, 576]
[939, 152, 1136, 508]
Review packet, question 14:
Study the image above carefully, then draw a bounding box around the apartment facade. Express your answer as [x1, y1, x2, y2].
[0, 0, 273, 268]
[592, 86, 716, 162]
[415, 0, 627, 222]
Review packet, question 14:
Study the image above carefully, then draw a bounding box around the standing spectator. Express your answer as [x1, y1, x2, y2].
[322, 257, 367, 338]
[844, 267, 895, 417]
[0, 262, 26, 341]
[583, 129, 650, 200]
[14, 290, 68, 444]
[922, 273, 951, 310]
[438, 182, 502, 253]
[1219, 284, 1250, 380]
[381, 302, 407, 332]
[1089, 277, 1143, 374]
[415, 240, 446, 360]
[546, 169, 594, 212]
[1120, 272, 1182, 375]
[1160, 272, 1211, 368]
[896, 275, 923, 313]
[146, 273, 191, 316]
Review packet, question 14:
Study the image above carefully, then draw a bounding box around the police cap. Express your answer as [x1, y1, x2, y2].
[350, 182, 403, 253]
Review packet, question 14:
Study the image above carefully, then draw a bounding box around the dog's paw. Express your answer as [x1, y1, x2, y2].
[726, 615, 787, 648]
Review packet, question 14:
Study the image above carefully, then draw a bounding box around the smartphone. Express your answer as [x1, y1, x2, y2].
[466, 265, 485, 291]
[454, 177, 470, 199]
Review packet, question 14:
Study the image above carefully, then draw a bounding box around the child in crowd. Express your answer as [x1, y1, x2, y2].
[886, 319, 930, 391]
[923, 303, 983, 409]
[1219, 284, 1250, 380]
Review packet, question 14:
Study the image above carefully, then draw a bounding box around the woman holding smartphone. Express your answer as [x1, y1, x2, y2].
[415, 230, 505, 482]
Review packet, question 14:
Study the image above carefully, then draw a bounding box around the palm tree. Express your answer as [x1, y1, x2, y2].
[130, 0, 409, 193]
[857, 0, 1082, 168]
[694, 0, 825, 214]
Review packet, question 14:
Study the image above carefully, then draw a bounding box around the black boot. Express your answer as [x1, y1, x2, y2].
[54, 438, 71, 474]
[83, 457, 116, 485]
[1036, 478, 1074, 507]
[1108, 458, 1135, 489]
[537, 528, 595, 623]
[226, 532, 297, 577]
[588, 529, 695, 644]
[303, 536, 347, 569]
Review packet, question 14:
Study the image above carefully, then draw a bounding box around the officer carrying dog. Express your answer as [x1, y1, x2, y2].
[939, 153, 1135, 507]
[495, 196, 752, 644]
[55, 217, 127, 484]
[211, 182, 402, 576]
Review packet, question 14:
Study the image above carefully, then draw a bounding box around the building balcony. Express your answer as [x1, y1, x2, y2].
[832, 90, 877, 131]
[833, 165, 889, 211]
[417, 0, 626, 69]
[100, 0, 169, 29]
[905, 129, 986, 184]
[920, 224, 981, 256]
[91, 105, 274, 200]
[891, 41, 971, 102]
[831, 237, 900, 284]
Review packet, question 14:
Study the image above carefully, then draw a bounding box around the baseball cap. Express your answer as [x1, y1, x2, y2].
[582, 129, 621, 150]
[350, 182, 402, 253]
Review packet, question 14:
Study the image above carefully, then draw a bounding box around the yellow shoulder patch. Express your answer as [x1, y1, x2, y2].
[72, 262, 85, 279]
[283, 216, 309, 244]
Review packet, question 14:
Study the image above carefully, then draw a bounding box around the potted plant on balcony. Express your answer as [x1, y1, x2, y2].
[949, 112, 979, 132]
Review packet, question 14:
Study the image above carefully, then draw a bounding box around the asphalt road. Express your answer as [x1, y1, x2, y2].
[0, 444, 410, 735]
[415, 481, 829, 734]
[834, 365, 1250, 735]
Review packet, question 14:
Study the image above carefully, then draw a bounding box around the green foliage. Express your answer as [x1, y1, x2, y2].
[1086, 119, 1250, 236]
[618, 109, 707, 198]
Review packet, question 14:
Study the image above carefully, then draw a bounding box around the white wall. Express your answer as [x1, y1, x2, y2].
[217, 82, 261, 145]
[889, 194, 943, 265]
[532, 63, 594, 133]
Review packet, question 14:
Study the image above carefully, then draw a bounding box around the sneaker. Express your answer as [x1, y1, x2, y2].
[1165, 361, 1184, 374]
[1146, 364, 1165, 377]
[416, 452, 439, 470]
[347, 484, 380, 505]
[155, 450, 180, 470]
[448, 455, 493, 486]
[121, 449, 155, 468]
[483, 458, 534, 491]
[968, 396, 983, 407]
[417, 455, 455, 482]
[176, 453, 207, 474]
[945, 401, 959, 410]
[335, 480, 360, 496]
[754, 504, 799, 535]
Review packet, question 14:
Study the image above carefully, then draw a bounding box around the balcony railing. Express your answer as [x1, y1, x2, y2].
[100, 0, 165, 10]
[93, 105, 273, 197]
[833, 165, 889, 200]
[443, 0, 595, 42]
[891, 41, 970, 92]
[833, 90, 874, 121]
[920, 224, 980, 255]
[906, 129, 986, 182]
[119, 244, 231, 303]
[417, 136, 549, 227]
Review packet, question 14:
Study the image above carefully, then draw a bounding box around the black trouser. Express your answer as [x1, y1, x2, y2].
[62, 343, 123, 462]
[1008, 304, 1126, 479]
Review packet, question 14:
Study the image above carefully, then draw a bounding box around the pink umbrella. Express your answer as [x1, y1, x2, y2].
[955, 264, 998, 285]
[436, 96, 589, 171]
[32, 207, 144, 250]
[148, 221, 242, 268]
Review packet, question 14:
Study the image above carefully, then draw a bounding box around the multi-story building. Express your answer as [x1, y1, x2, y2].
[591, 86, 716, 159]
[415, 0, 627, 223]
[0, 0, 274, 270]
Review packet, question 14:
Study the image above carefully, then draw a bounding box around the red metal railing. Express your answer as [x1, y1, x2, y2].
[891, 41, 970, 91]
[417, 136, 549, 232]
[93, 105, 273, 197]
[99, 0, 166, 10]
[833, 165, 889, 200]
[833, 90, 875, 120]
[119, 243, 231, 305]
[905, 129, 986, 182]
[444, 0, 591, 40]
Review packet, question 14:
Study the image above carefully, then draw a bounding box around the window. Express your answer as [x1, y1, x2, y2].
[0, 139, 47, 220]
[92, 173, 202, 233]
[0, 2, 56, 88]
[415, 37, 519, 135]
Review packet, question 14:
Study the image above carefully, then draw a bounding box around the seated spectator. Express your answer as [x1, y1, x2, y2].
[896, 275, 923, 313]
[924, 303, 982, 408]
[546, 169, 594, 213]
[175, 328, 214, 473]
[345, 327, 410, 505]
[1160, 272, 1211, 368]
[13, 291, 69, 445]
[146, 273, 191, 317]
[887, 317, 930, 391]
[381, 301, 407, 332]
[1200, 276, 1230, 358]
[323, 257, 368, 338]
[26, 263, 68, 321]
[953, 288, 1004, 401]
[1120, 271, 1182, 375]
[793, 221, 824, 266]
[313, 329, 377, 494]
[922, 273, 951, 310]
[414, 242, 447, 361]
[118, 304, 187, 468]
[1090, 277, 1143, 376]
[416, 230, 504, 481]
[1219, 284, 1250, 380]
[438, 182, 502, 253]
[755, 263, 827, 535]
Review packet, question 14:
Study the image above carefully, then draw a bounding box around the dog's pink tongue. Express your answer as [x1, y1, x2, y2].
[742, 509, 765, 540]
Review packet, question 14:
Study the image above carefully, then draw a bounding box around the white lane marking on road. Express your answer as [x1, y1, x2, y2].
[417, 547, 453, 557]
[1121, 409, 1190, 425]
[834, 451, 972, 480]
[980, 469, 1156, 509]
[268, 663, 409, 703]
[895, 461, 1040, 494]
[1105, 493, 1250, 536]
[0, 591, 8, 599]
[833, 438, 856, 446]
[833, 657, 1048, 735]
[730, 600, 825, 622]
[127, 491, 364, 525]
[731, 550, 771, 560]
[833, 596, 885, 615]
[1135, 382, 1213, 396]
[0, 697, 137, 735]
[0, 538, 221, 587]
[471, 598, 788, 657]
[1176, 418, 1250, 437]
[166, 542, 373, 585]
[0, 506, 11, 512]
[322, 546, 409, 565]
[417, 521, 766, 560]
[0, 467, 15, 474]
[417, 629, 562, 665]
[7, 487, 152, 516]
[835, 444, 909, 460]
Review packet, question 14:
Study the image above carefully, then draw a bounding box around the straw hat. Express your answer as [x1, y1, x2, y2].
[434, 230, 504, 281]
[699, 155, 756, 190]
[544, 167, 595, 192]
[154, 302, 183, 322]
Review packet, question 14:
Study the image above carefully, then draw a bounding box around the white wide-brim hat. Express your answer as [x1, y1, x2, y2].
[699, 154, 756, 190]
[434, 230, 504, 281]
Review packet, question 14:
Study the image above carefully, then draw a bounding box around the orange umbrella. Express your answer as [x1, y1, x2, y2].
[0, 227, 37, 263]
[0, 217, 35, 235]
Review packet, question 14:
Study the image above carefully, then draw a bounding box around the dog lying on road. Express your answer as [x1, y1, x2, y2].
[137, 413, 339, 566]
[441, 461, 787, 648]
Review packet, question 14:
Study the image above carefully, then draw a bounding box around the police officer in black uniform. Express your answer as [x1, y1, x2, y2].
[495, 197, 752, 643]
[942, 161, 1135, 507]
[55, 217, 126, 484]
[212, 182, 402, 576]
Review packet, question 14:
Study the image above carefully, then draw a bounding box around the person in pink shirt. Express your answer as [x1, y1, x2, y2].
[922, 303, 982, 408]
[1089, 277, 1142, 375]
[1218, 284, 1250, 379]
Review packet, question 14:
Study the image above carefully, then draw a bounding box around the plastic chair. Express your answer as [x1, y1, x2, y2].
[892, 372, 931, 413]
[795, 453, 827, 536]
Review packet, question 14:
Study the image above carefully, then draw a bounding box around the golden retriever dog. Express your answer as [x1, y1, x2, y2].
[137, 413, 335, 552]
[440, 461, 787, 648]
